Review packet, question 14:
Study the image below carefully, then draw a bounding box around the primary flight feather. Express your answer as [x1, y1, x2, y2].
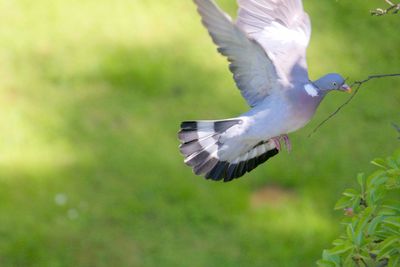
[178, 0, 352, 182]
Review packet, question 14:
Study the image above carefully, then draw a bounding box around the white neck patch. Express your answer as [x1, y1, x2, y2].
[304, 84, 319, 97]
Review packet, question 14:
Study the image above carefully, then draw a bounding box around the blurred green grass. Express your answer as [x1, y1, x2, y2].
[0, 0, 399, 266]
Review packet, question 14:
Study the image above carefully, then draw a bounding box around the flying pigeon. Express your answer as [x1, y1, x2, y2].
[178, 0, 352, 182]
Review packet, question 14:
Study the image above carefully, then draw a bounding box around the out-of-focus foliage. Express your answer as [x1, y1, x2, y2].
[318, 149, 400, 267]
[0, 0, 399, 266]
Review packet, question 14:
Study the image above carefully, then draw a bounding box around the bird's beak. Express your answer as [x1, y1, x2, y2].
[340, 84, 352, 93]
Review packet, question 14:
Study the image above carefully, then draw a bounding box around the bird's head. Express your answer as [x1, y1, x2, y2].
[315, 73, 352, 93]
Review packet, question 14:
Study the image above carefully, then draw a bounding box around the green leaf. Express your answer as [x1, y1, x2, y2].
[350, 196, 361, 210]
[372, 186, 387, 203]
[387, 157, 399, 169]
[380, 204, 400, 215]
[388, 254, 400, 267]
[332, 239, 345, 246]
[385, 177, 400, 189]
[319, 250, 341, 267]
[359, 248, 374, 264]
[328, 243, 354, 255]
[316, 260, 336, 267]
[391, 171, 400, 180]
[321, 150, 400, 267]
[354, 207, 372, 246]
[357, 173, 366, 195]
[343, 188, 359, 197]
[371, 158, 389, 169]
[375, 229, 393, 240]
[367, 170, 387, 188]
[343, 253, 357, 267]
[367, 215, 386, 236]
[383, 217, 400, 228]
[377, 236, 400, 259]
[369, 175, 389, 188]
[346, 224, 355, 241]
[381, 224, 400, 236]
[335, 196, 352, 210]
[387, 169, 400, 177]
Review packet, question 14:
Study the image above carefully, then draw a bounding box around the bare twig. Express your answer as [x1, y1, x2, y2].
[308, 73, 400, 137]
[371, 0, 400, 16]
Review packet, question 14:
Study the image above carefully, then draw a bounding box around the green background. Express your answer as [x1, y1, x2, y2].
[0, 0, 399, 266]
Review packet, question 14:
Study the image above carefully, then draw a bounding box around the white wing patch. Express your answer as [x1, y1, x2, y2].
[304, 84, 319, 97]
[263, 22, 309, 47]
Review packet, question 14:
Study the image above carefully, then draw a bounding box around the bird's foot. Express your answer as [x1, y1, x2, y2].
[271, 135, 291, 153]
[281, 134, 291, 153]
[271, 137, 282, 151]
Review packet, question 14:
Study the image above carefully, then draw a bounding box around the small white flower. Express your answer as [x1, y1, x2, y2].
[54, 193, 68, 206]
[67, 209, 79, 220]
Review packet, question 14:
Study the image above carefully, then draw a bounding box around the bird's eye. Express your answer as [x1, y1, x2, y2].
[332, 82, 337, 87]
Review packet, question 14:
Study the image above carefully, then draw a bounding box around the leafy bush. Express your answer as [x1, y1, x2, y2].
[318, 150, 400, 267]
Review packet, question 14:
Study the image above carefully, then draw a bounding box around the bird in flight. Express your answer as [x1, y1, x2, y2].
[178, 0, 352, 182]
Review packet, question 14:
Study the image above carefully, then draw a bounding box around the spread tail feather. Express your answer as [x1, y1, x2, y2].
[178, 119, 279, 182]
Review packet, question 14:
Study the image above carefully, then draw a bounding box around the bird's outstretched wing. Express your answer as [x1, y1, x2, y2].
[236, 0, 311, 81]
[194, 0, 281, 107]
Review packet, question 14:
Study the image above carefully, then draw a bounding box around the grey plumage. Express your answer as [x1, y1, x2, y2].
[178, 120, 278, 181]
[178, 0, 352, 182]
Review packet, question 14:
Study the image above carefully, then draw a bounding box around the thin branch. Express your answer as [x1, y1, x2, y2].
[386, 0, 395, 6]
[371, 0, 400, 16]
[308, 73, 400, 138]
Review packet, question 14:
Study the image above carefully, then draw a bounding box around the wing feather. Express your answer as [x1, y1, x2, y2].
[236, 0, 311, 82]
[194, 0, 282, 107]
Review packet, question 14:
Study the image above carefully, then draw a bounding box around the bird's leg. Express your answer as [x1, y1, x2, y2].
[281, 134, 291, 152]
[271, 137, 282, 151]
